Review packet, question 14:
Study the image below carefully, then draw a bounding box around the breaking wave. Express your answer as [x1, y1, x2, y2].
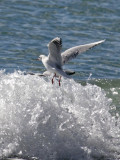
[0, 70, 120, 160]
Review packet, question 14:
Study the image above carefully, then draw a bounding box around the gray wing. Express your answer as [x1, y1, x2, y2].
[43, 70, 75, 76]
[64, 70, 75, 75]
[42, 68, 70, 78]
[42, 70, 71, 77]
[55, 67, 70, 78]
[28, 70, 74, 77]
[61, 40, 105, 65]
[48, 37, 62, 67]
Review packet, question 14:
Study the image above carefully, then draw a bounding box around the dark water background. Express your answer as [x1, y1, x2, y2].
[0, 1, 120, 160]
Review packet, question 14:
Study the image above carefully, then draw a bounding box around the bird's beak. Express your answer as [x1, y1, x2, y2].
[37, 58, 40, 61]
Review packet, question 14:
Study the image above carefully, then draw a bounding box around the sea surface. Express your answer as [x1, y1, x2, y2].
[0, 0, 120, 160]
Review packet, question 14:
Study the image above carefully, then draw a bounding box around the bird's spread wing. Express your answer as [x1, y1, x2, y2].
[55, 67, 70, 78]
[64, 70, 75, 75]
[48, 37, 62, 67]
[61, 40, 105, 65]
[41, 70, 75, 77]
[43, 71, 51, 76]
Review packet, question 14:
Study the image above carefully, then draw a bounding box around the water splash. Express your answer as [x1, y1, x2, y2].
[0, 70, 120, 160]
[87, 73, 92, 83]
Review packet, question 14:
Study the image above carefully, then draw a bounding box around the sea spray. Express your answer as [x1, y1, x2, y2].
[0, 70, 120, 160]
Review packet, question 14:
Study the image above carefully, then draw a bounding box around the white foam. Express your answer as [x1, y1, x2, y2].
[0, 70, 120, 160]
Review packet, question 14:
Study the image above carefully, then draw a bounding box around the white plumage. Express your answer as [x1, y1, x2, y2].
[38, 37, 105, 86]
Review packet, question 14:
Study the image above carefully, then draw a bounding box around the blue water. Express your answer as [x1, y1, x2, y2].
[0, 0, 120, 160]
[0, 0, 120, 80]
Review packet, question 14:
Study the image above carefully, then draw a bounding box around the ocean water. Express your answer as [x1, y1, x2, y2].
[0, 0, 120, 160]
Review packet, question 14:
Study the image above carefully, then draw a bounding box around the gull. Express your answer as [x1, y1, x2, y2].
[38, 37, 105, 86]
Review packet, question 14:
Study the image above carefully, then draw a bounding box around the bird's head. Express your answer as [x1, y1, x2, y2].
[38, 55, 46, 61]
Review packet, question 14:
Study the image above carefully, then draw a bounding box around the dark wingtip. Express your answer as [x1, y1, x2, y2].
[64, 70, 75, 75]
[52, 37, 62, 47]
[60, 37, 62, 45]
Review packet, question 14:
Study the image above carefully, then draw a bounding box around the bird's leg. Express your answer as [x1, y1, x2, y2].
[52, 73, 56, 84]
[59, 76, 61, 86]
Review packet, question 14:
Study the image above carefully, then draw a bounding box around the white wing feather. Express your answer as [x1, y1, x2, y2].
[61, 40, 105, 65]
[48, 37, 62, 67]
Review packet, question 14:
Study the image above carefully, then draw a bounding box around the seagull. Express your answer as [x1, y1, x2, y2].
[38, 37, 105, 86]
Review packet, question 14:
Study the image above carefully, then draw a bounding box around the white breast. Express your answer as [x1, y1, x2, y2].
[42, 57, 56, 74]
